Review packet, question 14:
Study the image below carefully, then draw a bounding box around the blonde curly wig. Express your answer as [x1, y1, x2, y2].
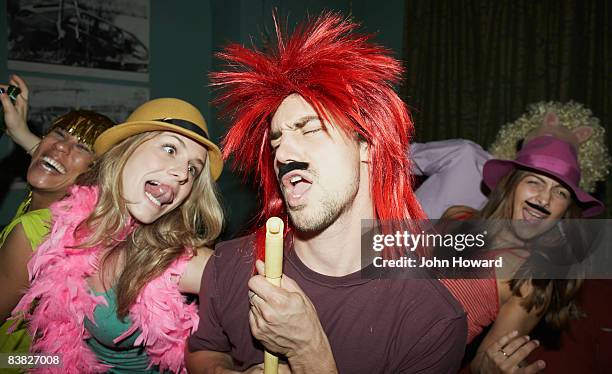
[489, 101, 610, 192]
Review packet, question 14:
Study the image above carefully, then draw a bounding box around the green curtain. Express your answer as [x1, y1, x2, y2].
[401, 0, 611, 217]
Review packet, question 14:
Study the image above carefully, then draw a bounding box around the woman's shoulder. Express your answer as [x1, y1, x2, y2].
[441, 205, 479, 220]
[1, 208, 52, 251]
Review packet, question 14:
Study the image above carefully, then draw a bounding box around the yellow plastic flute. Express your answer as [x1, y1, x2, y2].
[264, 217, 284, 374]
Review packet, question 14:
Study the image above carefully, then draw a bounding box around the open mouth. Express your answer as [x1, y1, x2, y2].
[40, 156, 66, 174]
[522, 205, 549, 221]
[281, 171, 313, 206]
[144, 180, 175, 208]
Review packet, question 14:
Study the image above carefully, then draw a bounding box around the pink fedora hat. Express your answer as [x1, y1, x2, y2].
[483, 135, 604, 217]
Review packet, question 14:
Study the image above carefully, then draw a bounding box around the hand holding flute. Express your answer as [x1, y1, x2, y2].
[247, 219, 338, 374]
[264, 217, 284, 374]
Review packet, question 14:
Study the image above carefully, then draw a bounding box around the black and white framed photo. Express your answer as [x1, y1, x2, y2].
[7, 0, 150, 82]
[22, 75, 150, 135]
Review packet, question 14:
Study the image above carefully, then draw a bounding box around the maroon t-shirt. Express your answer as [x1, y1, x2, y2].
[189, 234, 467, 373]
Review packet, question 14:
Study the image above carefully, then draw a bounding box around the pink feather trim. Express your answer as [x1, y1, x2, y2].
[11, 185, 199, 373]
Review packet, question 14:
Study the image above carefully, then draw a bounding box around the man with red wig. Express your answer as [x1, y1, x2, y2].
[187, 12, 466, 373]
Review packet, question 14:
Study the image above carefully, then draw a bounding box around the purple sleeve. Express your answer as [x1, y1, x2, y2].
[411, 140, 491, 219]
[398, 315, 467, 373]
[187, 254, 231, 352]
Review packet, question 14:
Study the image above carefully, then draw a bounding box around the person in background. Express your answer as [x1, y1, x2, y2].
[440, 131, 604, 373]
[0, 74, 116, 359]
[411, 105, 610, 372]
[412, 101, 609, 219]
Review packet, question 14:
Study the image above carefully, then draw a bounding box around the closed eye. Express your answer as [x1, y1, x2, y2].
[302, 119, 323, 135]
[75, 143, 92, 154]
[304, 128, 321, 135]
[52, 129, 67, 139]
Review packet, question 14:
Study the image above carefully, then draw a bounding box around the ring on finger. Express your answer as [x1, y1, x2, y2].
[499, 349, 510, 358]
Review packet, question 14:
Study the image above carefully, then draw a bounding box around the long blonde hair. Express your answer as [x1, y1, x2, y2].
[77, 131, 224, 317]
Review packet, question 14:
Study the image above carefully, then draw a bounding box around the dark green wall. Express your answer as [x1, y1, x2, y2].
[0, 0, 407, 238]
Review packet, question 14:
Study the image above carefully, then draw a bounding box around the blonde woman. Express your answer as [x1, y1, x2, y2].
[10, 98, 224, 373]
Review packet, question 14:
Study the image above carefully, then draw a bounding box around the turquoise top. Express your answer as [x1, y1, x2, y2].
[85, 288, 160, 373]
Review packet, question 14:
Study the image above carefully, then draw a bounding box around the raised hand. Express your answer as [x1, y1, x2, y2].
[0, 74, 39, 153]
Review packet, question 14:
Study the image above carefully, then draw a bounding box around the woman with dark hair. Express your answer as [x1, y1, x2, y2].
[440, 134, 604, 374]
[1, 75, 117, 358]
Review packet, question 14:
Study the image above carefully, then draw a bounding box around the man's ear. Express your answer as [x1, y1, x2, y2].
[359, 141, 370, 163]
[572, 126, 593, 144]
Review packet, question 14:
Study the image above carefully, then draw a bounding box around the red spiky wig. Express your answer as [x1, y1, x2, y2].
[213, 12, 425, 250]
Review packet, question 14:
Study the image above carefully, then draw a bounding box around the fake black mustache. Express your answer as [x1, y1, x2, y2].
[278, 161, 309, 180]
[525, 201, 551, 216]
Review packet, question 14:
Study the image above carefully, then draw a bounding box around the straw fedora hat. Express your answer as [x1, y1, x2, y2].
[94, 98, 223, 180]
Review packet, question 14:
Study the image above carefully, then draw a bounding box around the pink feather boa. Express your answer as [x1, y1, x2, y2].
[11, 185, 199, 373]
